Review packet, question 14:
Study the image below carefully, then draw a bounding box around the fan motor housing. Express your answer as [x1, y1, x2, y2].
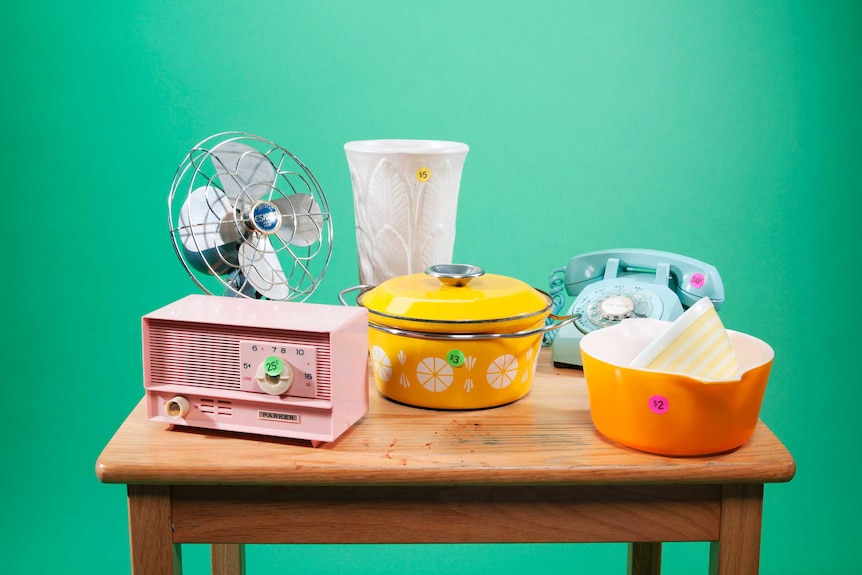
[142, 294, 369, 444]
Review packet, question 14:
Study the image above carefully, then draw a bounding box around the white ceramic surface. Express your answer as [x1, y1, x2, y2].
[345, 139, 469, 285]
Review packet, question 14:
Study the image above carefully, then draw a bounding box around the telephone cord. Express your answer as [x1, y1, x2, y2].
[543, 266, 568, 346]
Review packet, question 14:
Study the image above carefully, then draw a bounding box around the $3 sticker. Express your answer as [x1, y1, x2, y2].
[446, 349, 465, 368]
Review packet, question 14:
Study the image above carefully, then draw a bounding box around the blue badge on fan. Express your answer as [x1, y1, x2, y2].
[252, 201, 280, 233]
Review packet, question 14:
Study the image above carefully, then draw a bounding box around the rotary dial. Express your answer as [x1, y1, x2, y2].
[573, 285, 663, 333]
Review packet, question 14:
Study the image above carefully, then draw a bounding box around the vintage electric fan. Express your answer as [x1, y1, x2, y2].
[146, 133, 367, 444]
[168, 132, 332, 301]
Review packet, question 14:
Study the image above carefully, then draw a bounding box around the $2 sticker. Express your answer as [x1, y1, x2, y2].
[648, 395, 669, 415]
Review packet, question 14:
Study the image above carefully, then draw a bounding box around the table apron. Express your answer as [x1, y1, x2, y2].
[168, 483, 724, 544]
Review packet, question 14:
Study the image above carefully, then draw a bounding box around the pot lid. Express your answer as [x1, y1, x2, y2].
[359, 264, 551, 325]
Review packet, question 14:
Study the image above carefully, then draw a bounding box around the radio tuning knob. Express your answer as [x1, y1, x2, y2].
[599, 295, 636, 322]
[255, 355, 294, 395]
[164, 396, 191, 418]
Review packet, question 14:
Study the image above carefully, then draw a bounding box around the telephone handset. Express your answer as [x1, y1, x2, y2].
[547, 248, 725, 368]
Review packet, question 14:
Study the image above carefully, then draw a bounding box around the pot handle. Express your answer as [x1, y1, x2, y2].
[338, 284, 375, 307]
[367, 313, 580, 341]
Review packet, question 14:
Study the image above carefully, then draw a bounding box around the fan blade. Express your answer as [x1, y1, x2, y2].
[272, 194, 323, 247]
[217, 210, 246, 246]
[225, 270, 259, 298]
[238, 235, 289, 300]
[178, 185, 239, 274]
[210, 142, 275, 202]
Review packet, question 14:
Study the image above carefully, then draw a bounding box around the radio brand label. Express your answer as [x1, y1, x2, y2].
[259, 410, 300, 423]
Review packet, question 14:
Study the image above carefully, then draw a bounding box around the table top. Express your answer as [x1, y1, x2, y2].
[96, 349, 795, 487]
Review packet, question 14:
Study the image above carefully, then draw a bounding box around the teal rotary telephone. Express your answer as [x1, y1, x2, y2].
[545, 249, 725, 368]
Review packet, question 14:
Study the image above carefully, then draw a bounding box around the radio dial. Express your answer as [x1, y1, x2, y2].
[255, 355, 295, 395]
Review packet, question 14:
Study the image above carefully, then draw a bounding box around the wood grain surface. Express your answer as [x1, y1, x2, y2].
[96, 349, 795, 487]
[168, 483, 722, 544]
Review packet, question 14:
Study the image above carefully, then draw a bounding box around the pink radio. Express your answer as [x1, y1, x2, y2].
[142, 294, 369, 445]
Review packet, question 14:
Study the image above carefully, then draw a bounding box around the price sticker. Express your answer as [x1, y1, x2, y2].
[648, 395, 669, 415]
[446, 349, 466, 368]
[264, 355, 283, 377]
[690, 273, 706, 289]
[416, 167, 431, 182]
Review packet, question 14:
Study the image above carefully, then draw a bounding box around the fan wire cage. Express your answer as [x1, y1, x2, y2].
[168, 132, 332, 302]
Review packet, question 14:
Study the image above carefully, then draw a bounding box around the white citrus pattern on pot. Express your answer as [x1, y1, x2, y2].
[371, 345, 392, 383]
[397, 350, 410, 387]
[416, 357, 454, 392]
[486, 354, 519, 389]
[462, 356, 477, 392]
[522, 345, 538, 382]
[522, 346, 534, 381]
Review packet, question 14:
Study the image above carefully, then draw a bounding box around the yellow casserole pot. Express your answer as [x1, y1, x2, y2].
[342, 264, 573, 409]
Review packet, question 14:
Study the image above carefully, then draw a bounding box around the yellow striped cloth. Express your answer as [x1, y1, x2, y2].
[630, 297, 739, 382]
[644, 305, 738, 380]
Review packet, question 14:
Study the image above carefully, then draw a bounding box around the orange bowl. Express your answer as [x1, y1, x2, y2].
[580, 319, 774, 456]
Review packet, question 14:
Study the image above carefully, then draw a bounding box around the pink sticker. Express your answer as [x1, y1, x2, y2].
[649, 395, 669, 414]
[690, 273, 706, 289]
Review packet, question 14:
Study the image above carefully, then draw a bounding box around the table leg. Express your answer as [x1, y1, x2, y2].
[128, 484, 182, 575]
[709, 483, 764, 575]
[628, 542, 662, 575]
[212, 544, 245, 575]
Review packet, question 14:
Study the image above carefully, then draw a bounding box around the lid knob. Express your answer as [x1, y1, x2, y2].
[425, 264, 485, 287]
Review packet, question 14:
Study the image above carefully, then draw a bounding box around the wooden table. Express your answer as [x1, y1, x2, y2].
[96, 349, 794, 575]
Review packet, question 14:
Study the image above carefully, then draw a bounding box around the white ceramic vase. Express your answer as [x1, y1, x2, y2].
[345, 139, 469, 285]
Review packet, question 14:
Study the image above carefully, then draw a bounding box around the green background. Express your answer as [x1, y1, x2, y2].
[2, 1, 859, 573]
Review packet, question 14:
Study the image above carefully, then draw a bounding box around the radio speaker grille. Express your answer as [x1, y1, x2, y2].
[200, 398, 233, 416]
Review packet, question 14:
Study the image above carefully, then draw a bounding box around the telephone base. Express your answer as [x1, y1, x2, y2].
[550, 320, 587, 369]
[553, 361, 583, 370]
